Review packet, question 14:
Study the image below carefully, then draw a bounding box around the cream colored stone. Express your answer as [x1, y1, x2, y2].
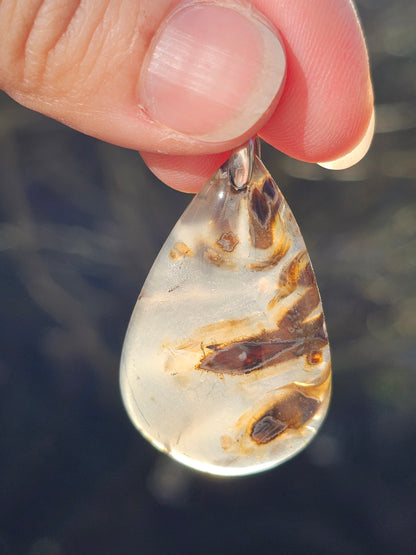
[120, 153, 331, 476]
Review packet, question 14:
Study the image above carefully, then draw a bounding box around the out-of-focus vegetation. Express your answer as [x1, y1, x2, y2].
[0, 1, 415, 553]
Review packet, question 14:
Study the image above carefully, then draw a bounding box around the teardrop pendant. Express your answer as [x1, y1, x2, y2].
[120, 140, 331, 476]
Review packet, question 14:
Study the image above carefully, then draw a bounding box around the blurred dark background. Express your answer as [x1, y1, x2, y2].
[1, 1, 415, 554]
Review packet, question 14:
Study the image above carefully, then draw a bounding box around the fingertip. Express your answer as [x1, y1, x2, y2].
[256, 0, 373, 164]
[318, 106, 375, 169]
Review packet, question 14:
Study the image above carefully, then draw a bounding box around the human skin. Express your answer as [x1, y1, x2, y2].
[0, 0, 373, 192]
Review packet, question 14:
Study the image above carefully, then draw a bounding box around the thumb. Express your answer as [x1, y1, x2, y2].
[0, 0, 286, 155]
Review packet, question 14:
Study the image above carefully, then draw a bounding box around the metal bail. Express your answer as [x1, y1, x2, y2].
[228, 137, 261, 191]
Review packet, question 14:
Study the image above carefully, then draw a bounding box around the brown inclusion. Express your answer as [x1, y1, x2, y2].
[279, 251, 314, 291]
[169, 242, 194, 260]
[268, 252, 312, 310]
[216, 231, 239, 252]
[248, 177, 282, 250]
[308, 350, 323, 365]
[250, 388, 320, 445]
[199, 334, 327, 374]
[199, 282, 327, 375]
[276, 288, 323, 340]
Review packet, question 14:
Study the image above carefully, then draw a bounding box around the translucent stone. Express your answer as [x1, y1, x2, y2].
[120, 151, 331, 477]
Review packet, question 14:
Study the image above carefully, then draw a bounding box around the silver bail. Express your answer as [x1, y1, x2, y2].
[228, 137, 261, 191]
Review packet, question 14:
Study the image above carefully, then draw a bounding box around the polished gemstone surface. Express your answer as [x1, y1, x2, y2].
[120, 150, 331, 476]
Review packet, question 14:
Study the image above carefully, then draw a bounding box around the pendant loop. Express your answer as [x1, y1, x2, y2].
[228, 137, 261, 191]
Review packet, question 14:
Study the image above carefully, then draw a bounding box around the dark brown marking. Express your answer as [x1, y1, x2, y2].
[276, 288, 323, 339]
[199, 284, 327, 375]
[216, 231, 239, 252]
[201, 339, 299, 374]
[250, 187, 270, 226]
[168, 285, 179, 293]
[267, 251, 312, 309]
[248, 177, 283, 250]
[250, 389, 320, 445]
[251, 415, 287, 444]
[262, 177, 276, 199]
[298, 262, 315, 288]
[308, 350, 323, 365]
[200, 335, 327, 375]
[280, 251, 309, 289]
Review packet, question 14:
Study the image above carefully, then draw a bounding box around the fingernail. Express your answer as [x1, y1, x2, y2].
[318, 108, 375, 170]
[139, 1, 286, 142]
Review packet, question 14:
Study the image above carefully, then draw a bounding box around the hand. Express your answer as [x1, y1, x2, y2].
[0, 0, 374, 192]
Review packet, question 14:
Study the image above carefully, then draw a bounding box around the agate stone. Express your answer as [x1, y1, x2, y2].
[120, 144, 331, 476]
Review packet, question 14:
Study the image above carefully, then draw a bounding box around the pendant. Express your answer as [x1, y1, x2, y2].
[120, 139, 331, 477]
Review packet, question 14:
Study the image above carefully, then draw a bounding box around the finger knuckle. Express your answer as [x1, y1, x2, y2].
[0, 0, 84, 97]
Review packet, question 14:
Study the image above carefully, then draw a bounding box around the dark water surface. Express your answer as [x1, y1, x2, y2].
[1, 1, 415, 554]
